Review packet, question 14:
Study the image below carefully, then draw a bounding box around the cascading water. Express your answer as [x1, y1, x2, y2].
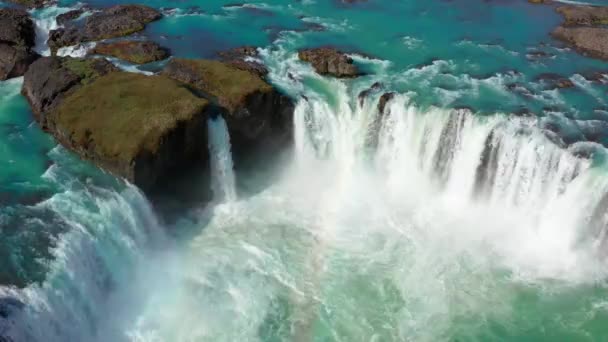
[115, 67, 608, 340]
[3, 15, 608, 339]
[0, 148, 166, 342]
[207, 115, 237, 202]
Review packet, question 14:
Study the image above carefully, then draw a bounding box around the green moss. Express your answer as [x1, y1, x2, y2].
[52, 72, 208, 166]
[61, 58, 105, 84]
[171, 59, 273, 112]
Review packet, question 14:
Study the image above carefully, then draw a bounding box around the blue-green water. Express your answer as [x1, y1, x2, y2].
[1, 0, 608, 341]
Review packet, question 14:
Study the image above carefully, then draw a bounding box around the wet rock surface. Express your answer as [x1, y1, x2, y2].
[298, 47, 360, 78]
[0, 8, 39, 80]
[48, 5, 162, 54]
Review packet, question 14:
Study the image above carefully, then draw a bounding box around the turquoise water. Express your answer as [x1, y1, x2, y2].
[1, 0, 608, 341]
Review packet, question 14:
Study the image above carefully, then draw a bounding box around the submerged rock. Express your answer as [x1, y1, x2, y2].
[163, 58, 294, 155]
[48, 5, 162, 54]
[552, 26, 608, 61]
[298, 47, 360, 78]
[535, 73, 575, 90]
[90, 41, 169, 64]
[0, 8, 39, 80]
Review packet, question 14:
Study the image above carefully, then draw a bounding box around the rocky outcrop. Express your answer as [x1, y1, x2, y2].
[90, 41, 169, 64]
[0, 8, 39, 80]
[22, 57, 117, 126]
[162, 58, 294, 156]
[298, 47, 360, 78]
[85, 5, 161, 39]
[23, 55, 295, 192]
[552, 26, 608, 61]
[48, 5, 162, 54]
[56, 9, 85, 26]
[218, 46, 268, 77]
[23, 57, 210, 191]
[556, 5, 608, 26]
[549, 4, 608, 61]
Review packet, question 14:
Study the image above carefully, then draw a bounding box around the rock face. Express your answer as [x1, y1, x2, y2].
[298, 47, 360, 78]
[23, 57, 210, 191]
[90, 41, 169, 64]
[0, 8, 39, 80]
[163, 58, 294, 155]
[49, 5, 162, 54]
[552, 26, 608, 60]
[556, 5, 608, 26]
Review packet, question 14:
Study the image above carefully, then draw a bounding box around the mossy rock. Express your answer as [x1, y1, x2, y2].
[50, 72, 210, 190]
[162, 58, 294, 161]
[163, 58, 273, 112]
[90, 41, 169, 64]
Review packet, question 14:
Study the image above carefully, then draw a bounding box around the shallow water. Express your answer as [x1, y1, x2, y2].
[2, 0, 608, 341]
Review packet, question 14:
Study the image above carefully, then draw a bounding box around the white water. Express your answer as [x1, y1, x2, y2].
[115, 84, 608, 341]
[3, 45, 608, 341]
[208, 115, 237, 202]
[0, 148, 167, 342]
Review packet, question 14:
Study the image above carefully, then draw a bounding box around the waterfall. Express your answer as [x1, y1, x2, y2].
[292, 90, 608, 281]
[0, 148, 166, 342]
[207, 115, 237, 202]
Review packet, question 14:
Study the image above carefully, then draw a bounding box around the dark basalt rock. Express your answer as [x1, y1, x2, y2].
[552, 26, 608, 61]
[0, 44, 39, 80]
[358, 82, 383, 105]
[0, 8, 36, 47]
[378, 92, 396, 114]
[217, 46, 268, 77]
[47, 27, 83, 55]
[0, 8, 39, 80]
[90, 40, 169, 64]
[48, 4, 162, 54]
[298, 47, 360, 78]
[56, 9, 85, 26]
[162, 58, 294, 160]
